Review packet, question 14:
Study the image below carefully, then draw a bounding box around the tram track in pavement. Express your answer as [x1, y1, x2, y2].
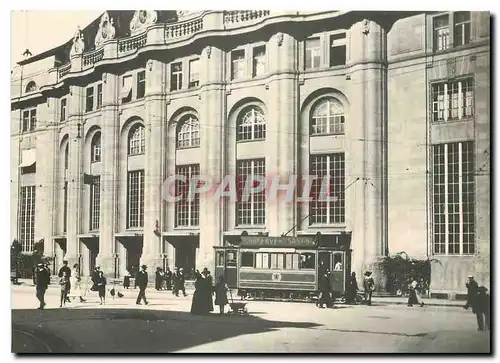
[12, 324, 73, 353]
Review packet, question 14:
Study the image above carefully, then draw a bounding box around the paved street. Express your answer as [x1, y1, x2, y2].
[11, 285, 490, 353]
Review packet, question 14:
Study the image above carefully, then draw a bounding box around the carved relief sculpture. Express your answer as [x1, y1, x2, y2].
[130, 10, 158, 35]
[447, 58, 457, 78]
[205, 46, 212, 59]
[70, 27, 85, 57]
[277, 32, 284, 46]
[362, 19, 370, 35]
[95, 12, 116, 47]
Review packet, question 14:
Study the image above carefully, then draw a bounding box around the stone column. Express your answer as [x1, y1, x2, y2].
[10, 109, 20, 244]
[98, 73, 120, 276]
[267, 32, 298, 237]
[347, 18, 388, 288]
[198, 46, 225, 273]
[35, 97, 58, 259]
[65, 86, 85, 268]
[142, 59, 166, 271]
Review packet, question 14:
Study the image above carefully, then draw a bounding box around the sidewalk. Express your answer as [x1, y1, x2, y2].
[12, 279, 463, 307]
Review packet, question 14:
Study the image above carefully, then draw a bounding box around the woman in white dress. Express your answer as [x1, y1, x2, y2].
[68, 264, 86, 303]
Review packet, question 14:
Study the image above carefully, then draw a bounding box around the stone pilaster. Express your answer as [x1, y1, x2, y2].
[198, 46, 225, 274]
[10, 110, 20, 243]
[142, 59, 165, 271]
[98, 73, 119, 276]
[267, 32, 298, 237]
[347, 19, 388, 288]
[35, 97, 58, 259]
[65, 86, 85, 267]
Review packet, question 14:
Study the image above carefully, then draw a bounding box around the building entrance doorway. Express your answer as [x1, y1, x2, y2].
[124, 238, 143, 277]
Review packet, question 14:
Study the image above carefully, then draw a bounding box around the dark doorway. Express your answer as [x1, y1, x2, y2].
[123, 237, 143, 277]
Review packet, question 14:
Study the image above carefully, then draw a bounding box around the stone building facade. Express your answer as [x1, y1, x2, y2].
[11, 10, 490, 296]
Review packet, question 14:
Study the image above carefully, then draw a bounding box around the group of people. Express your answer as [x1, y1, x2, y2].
[191, 268, 229, 315]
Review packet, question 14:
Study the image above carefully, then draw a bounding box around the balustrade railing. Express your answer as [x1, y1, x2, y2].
[223, 10, 270, 24]
[58, 63, 71, 78]
[118, 33, 147, 53]
[83, 48, 104, 67]
[165, 18, 203, 39]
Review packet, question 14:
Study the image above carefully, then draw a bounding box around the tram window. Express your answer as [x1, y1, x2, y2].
[255, 253, 269, 269]
[226, 250, 237, 267]
[299, 253, 315, 269]
[334, 254, 343, 271]
[270, 254, 278, 269]
[277, 254, 285, 269]
[216, 251, 224, 267]
[241, 252, 254, 267]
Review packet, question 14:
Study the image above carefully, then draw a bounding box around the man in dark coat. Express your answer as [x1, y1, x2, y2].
[464, 275, 479, 310]
[472, 286, 490, 331]
[317, 271, 332, 308]
[135, 265, 149, 305]
[363, 271, 375, 306]
[58, 260, 72, 302]
[165, 267, 173, 291]
[177, 268, 187, 297]
[34, 263, 50, 309]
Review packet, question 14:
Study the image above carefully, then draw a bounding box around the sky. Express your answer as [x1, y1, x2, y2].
[11, 10, 102, 66]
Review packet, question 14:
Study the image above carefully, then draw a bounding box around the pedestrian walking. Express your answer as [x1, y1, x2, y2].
[345, 272, 358, 304]
[363, 271, 375, 306]
[155, 267, 163, 291]
[464, 275, 479, 310]
[471, 286, 490, 331]
[68, 264, 86, 303]
[407, 278, 422, 307]
[59, 271, 70, 308]
[190, 270, 204, 314]
[165, 267, 173, 291]
[96, 270, 107, 305]
[202, 268, 214, 313]
[214, 275, 229, 315]
[317, 271, 332, 308]
[34, 263, 50, 309]
[123, 269, 131, 289]
[177, 268, 187, 297]
[135, 265, 149, 305]
[58, 260, 72, 303]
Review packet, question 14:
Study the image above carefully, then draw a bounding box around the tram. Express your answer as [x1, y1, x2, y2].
[214, 232, 352, 301]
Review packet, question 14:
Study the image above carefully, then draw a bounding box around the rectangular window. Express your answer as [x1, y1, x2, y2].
[170, 62, 183, 91]
[96, 83, 103, 109]
[189, 59, 200, 88]
[241, 252, 255, 267]
[231, 49, 246, 80]
[432, 78, 474, 122]
[136, 71, 146, 99]
[252, 46, 266, 77]
[330, 33, 347, 67]
[85, 86, 94, 112]
[310, 153, 345, 224]
[89, 176, 100, 231]
[236, 159, 266, 225]
[22, 110, 30, 132]
[305, 38, 321, 70]
[175, 164, 200, 227]
[127, 170, 145, 229]
[63, 181, 68, 233]
[454, 12, 471, 47]
[121, 75, 133, 103]
[60, 98, 67, 121]
[19, 186, 36, 253]
[433, 15, 450, 51]
[255, 252, 269, 269]
[432, 142, 475, 255]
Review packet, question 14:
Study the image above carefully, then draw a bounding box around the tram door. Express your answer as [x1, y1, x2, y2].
[331, 252, 345, 296]
[214, 247, 238, 288]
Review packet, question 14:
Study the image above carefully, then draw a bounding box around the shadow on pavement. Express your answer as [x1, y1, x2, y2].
[12, 308, 321, 354]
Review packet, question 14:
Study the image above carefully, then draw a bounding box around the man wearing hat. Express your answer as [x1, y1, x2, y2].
[464, 275, 479, 310]
[58, 260, 72, 303]
[34, 263, 50, 309]
[363, 271, 375, 306]
[135, 265, 149, 305]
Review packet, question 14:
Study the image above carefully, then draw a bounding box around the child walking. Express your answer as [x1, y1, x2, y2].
[59, 271, 70, 308]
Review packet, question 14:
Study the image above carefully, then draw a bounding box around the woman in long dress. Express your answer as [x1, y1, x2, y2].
[202, 268, 214, 313]
[190, 270, 204, 314]
[68, 264, 85, 303]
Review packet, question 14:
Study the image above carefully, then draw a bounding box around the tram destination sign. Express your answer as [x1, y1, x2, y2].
[239, 236, 318, 248]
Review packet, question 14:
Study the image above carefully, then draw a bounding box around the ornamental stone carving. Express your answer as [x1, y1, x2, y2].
[130, 10, 158, 35]
[276, 32, 284, 46]
[147, 59, 153, 71]
[70, 27, 85, 57]
[205, 46, 212, 59]
[95, 12, 116, 47]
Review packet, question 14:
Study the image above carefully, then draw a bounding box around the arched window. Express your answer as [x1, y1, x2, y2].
[310, 98, 345, 135]
[64, 143, 69, 170]
[237, 106, 266, 141]
[25, 81, 37, 93]
[128, 124, 145, 155]
[176, 115, 200, 149]
[91, 132, 101, 162]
